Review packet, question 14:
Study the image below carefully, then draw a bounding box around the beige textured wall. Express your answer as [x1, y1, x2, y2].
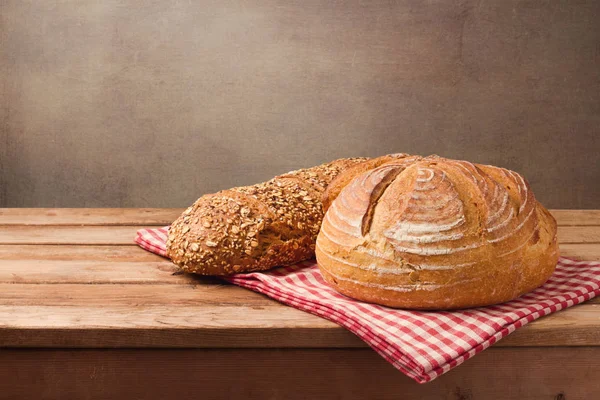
[1, 0, 599, 208]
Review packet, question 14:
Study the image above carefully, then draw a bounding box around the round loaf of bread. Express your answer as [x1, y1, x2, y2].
[315, 155, 559, 310]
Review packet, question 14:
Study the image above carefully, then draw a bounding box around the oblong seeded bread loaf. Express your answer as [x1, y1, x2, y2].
[315, 155, 559, 310]
[166, 157, 372, 275]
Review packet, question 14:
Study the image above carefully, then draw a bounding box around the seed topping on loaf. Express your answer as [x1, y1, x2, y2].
[166, 157, 369, 275]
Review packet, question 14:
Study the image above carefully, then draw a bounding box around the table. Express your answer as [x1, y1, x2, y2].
[1, 208, 599, 399]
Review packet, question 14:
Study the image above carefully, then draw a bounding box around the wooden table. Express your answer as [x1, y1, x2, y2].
[1, 208, 599, 399]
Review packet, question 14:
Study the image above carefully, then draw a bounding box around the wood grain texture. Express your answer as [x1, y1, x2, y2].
[0, 283, 272, 305]
[0, 209, 598, 351]
[0, 208, 181, 225]
[1, 348, 599, 399]
[0, 226, 142, 244]
[557, 226, 600, 244]
[560, 244, 600, 261]
[0, 244, 167, 261]
[0, 259, 182, 284]
[0, 257, 178, 285]
[1, 303, 600, 348]
[551, 210, 600, 226]
[0, 305, 359, 349]
[1, 1, 599, 209]
[2, 224, 598, 245]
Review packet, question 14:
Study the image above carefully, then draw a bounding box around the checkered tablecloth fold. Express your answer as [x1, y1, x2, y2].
[135, 226, 600, 383]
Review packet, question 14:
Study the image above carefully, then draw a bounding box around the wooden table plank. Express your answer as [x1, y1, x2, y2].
[0, 226, 142, 245]
[2, 347, 598, 400]
[550, 209, 600, 226]
[0, 209, 598, 351]
[0, 305, 350, 349]
[0, 283, 273, 306]
[3, 281, 595, 308]
[0, 260, 185, 284]
[0, 208, 598, 226]
[0, 244, 166, 261]
[0, 208, 182, 226]
[0, 326, 362, 349]
[559, 244, 600, 261]
[2, 225, 599, 245]
[0, 302, 599, 348]
[557, 226, 600, 243]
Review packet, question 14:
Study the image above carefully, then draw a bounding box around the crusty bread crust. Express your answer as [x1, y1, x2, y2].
[316, 155, 559, 310]
[166, 157, 368, 275]
[321, 153, 418, 213]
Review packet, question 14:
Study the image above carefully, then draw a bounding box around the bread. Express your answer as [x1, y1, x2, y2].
[315, 155, 559, 310]
[322, 153, 420, 212]
[166, 157, 368, 275]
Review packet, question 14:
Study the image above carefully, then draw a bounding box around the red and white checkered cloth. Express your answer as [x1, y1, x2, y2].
[136, 226, 600, 383]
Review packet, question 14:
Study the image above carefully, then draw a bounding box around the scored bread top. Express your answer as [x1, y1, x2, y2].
[321, 153, 419, 213]
[166, 157, 368, 275]
[315, 155, 559, 309]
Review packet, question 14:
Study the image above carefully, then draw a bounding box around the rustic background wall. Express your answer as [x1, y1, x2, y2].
[1, 0, 599, 208]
